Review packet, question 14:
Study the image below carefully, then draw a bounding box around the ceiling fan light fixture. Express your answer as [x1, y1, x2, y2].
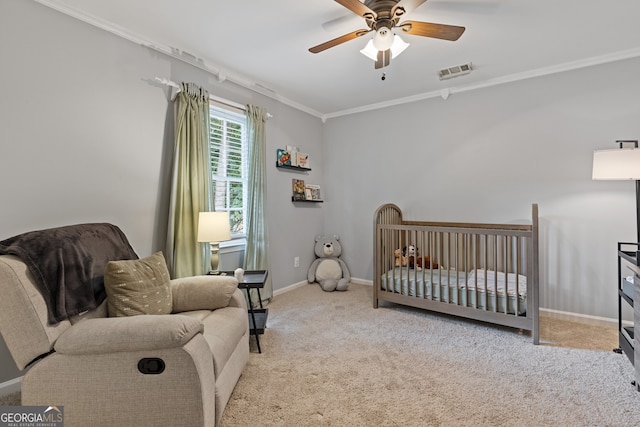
[390, 35, 409, 58]
[360, 39, 379, 61]
[373, 27, 394, 51]
[360, 35, 409, 62]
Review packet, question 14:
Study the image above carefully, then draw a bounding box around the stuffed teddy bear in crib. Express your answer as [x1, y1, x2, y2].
[308, 234, 351, 292]
[394, 248, 407, 267]
[404, 245, 438, 270]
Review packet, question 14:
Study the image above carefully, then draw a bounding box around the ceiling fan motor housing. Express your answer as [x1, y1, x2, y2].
[365, 0, 404, 16]
[365, 0, 405, 28]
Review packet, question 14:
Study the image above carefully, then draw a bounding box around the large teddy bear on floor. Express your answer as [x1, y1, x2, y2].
[307, 234, 351, 292]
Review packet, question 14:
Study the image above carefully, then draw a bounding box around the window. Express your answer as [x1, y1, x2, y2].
[209, 102, 248, 237]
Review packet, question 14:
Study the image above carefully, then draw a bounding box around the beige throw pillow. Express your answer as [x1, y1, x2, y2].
[104, 252, 172, 317]
[171, 275, 238, 312]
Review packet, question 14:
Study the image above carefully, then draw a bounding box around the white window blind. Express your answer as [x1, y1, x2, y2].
[209, 102, 248, 236]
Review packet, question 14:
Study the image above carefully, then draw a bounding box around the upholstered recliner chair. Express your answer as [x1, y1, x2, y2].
[0, 224, 249, 427]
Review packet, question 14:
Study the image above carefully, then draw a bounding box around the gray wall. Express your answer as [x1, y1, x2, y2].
[322, 58, 640, 321]
[2, 0, 639, 385]
[0, 0, 323, 383]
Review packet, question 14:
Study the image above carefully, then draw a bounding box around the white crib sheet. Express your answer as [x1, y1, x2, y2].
[381, 267, 527, 315]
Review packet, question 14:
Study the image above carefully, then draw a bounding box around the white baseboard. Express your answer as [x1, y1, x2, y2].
[0, 377, 21, 397]
[273, 277, 371, 297]
[273, 280, 308, 297]
[274, 279, 619, 328]
[350, 277, 372, 286]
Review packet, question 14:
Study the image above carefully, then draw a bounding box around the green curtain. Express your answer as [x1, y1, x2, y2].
[244, 104, 272, 304]
[166, 82, 211, 278]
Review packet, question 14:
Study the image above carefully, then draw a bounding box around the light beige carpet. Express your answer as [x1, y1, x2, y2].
[2, 283, 639, 426]
[220, 283, 640, 426]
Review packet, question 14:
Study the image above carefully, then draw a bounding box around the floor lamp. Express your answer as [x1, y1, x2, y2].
[197, 211, 231, 274]
[592, 140, 640, 243]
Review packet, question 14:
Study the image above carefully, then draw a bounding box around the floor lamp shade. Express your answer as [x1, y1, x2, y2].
[592, 146, 640, 244]
[592, 148, 640, 180]
[197, 212, 231, 274]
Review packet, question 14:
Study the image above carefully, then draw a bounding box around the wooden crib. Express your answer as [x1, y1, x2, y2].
[373, 203, 539, 344]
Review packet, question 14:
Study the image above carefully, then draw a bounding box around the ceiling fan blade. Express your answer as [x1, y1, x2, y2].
[334, 0, 377, 20]
[309, 29, 371, 54]
[375, 49, 391, 69]
[321, 13, 361, 33]
[397, 20, 465, 41]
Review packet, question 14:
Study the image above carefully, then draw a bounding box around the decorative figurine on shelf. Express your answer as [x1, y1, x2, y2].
[307, 234, 351, 292]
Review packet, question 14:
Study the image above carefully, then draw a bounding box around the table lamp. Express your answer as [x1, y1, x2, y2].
[592, 140, 640, 243]
[197, 211, 231, 274]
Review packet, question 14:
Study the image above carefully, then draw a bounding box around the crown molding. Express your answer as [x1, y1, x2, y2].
[32, 1, 640, 123]
[33, 0, 325, 119]
[324, 46, 640, 120]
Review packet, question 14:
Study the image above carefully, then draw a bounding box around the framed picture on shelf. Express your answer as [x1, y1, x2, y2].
[296, 152, 309, 168]
[277, 149, 291, 166]
[286, 146, 299, 166]
[292, 179, 306, 200]
[305, 184, 321, 200]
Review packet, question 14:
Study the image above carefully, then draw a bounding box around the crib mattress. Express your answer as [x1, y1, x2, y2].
[380, 268, 527, 315]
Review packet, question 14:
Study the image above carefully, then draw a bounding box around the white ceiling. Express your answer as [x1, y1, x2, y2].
[36, 0, 640, 119]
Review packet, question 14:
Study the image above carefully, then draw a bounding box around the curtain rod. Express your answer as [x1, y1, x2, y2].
[154, 77, 273, 118]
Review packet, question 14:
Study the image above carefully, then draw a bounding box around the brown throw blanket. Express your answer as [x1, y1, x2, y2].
[0, 223, 138, 324]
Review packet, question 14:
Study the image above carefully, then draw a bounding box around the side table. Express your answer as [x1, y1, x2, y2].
[219, 270, 268, 353]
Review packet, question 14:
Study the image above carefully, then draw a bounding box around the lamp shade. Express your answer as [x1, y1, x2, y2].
[197, 212, 231, 243]
[390, 35, 409, 58]
[592, 148, 640, 180]
[373, 27, 394, 51]
[360, 39, 378, 61]
[360, 35, 409, 61]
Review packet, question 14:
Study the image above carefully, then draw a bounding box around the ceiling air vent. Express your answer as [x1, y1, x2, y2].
[438, 63, 472, 81]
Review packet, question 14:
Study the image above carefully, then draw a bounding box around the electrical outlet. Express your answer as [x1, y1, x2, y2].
[294, 257, 300, 268]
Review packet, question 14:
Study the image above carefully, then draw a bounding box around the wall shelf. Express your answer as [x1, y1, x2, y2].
[292, 198, 323, 203]
[276, 163, 311, 172]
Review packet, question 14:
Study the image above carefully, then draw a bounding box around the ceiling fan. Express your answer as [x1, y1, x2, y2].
[309, 0, 465, 69]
